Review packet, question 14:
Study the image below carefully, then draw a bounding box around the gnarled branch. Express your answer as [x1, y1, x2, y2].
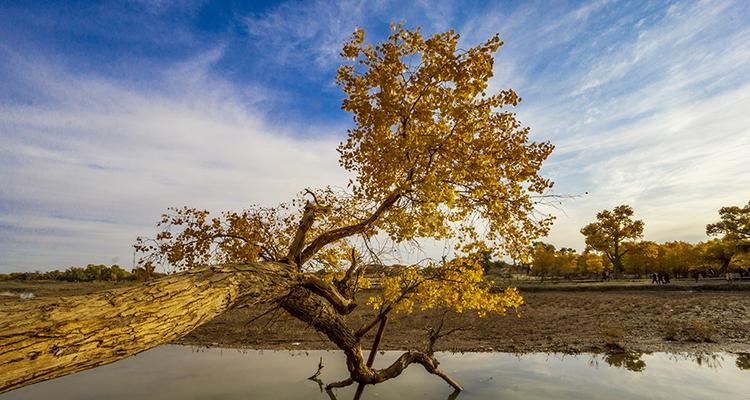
[335, 249, 362, 300]
[285, 201, 318, 265]
[298, 274, 357, 315]
[299, 190, 402, 265]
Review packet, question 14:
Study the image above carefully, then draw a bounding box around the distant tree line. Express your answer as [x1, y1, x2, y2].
[4, 201, 748, 283]
[528, 238, 746, 279]
[528, 243, 606, 279]
[528, 201, 750, 279]
[0, 264, 162, 282]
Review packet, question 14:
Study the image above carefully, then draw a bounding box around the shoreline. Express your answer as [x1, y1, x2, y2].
[3, 280, 749, 356]
[175, 285, 750, 355]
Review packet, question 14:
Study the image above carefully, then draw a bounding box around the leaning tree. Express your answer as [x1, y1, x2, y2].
[0, 26, 554, 394]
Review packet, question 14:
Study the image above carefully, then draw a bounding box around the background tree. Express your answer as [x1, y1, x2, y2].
[580, 205, 644, 275]
[577, 250, 605, 276]
[701, 238, 738, 274]
[529, 243, 579, 279]
[555, 248, 578, 278]
[2, 26, 553, 393]
[659, 241, 699, 278]
[530, 242, 557, 279]
[706, 201, 750, 242]
[622, 241, 659, 278]
[706, 200, 750, 273]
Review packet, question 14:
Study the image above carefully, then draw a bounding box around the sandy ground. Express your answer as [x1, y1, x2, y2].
[3, 280, 749, 354]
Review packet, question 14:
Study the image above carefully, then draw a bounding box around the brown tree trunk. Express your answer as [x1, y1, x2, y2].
[0, 262, 294, 394]
[353, 316, 388, 399]
[280, 287, 462, 391]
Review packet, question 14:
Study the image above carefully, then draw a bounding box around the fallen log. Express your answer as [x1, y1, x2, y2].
[0, 262, 294, 393]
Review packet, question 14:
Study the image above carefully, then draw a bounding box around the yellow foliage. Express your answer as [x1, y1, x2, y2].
[137, 26, 552, 319]
[336, 25, 554, 260]
[369, 250, 524, 317]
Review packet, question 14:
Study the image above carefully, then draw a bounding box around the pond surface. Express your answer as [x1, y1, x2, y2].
[2, 346, 748, 399]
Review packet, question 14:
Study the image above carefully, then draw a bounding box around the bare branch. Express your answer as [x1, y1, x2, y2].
[298, 274, 357, 315]
[285, 202, 318, 265]
[425, 311, 468, 355]
[335, 249, 361, 299]
[304, 188, 322, 206]
[366, 351, 462, 391]
[299, 190, 402, 265]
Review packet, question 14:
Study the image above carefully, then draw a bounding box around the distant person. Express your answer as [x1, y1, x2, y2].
[663, 272, 670, 284]
[651, 272, 658, 284]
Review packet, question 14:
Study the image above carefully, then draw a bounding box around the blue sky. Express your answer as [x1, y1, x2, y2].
[1, 0, 749, 272]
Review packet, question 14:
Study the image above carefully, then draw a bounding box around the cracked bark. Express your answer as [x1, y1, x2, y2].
[0, 262, 294, 393]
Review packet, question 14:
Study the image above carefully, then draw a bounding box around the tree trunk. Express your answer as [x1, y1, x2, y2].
[612, 257, 623, 276]
[354, 316, 389, 399]
[281, 287, 462, 391]
[0, 262, 294, 394]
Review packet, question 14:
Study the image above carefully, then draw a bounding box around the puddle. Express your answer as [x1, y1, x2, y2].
[2, 346, 748, 399]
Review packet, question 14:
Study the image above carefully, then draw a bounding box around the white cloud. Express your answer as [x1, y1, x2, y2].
[0, 50, 348, 271]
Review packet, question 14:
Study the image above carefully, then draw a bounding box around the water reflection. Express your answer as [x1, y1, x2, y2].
[602, 351, 646, 372]
[2, 346, 748, 400]
[669, 352, 725, 370]
[736, 353, 750, 370]
[320, 385, 461, 400]
[598, 351, 730, 372]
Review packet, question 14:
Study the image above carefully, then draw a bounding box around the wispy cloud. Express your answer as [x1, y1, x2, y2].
[502, 0, 750, 248]
[242, 0, 373, 68]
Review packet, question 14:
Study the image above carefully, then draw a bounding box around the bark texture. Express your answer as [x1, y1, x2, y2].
[0, 262, 294, 393]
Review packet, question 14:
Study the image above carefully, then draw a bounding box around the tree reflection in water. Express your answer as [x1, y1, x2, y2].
[316, 384, 461, 400]
[591, 351, 750, 373]
[668, 352, 724, 370]
[735, 353, 750, 371]
[602, 351, 646, 372]
[309, 350, 749, 399]
[310, 370, 461, 400]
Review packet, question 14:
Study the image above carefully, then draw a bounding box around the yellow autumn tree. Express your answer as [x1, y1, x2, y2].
[622, 241, 660, 277]
[580, 205, 644, 275]
[132, 25, 554, 391]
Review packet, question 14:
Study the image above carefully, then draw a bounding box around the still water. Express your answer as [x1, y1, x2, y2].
[2, 346, 748, 399]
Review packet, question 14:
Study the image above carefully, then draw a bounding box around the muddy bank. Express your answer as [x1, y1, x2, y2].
[2, 280, 748, 354]
[177, 286, 750, 354]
